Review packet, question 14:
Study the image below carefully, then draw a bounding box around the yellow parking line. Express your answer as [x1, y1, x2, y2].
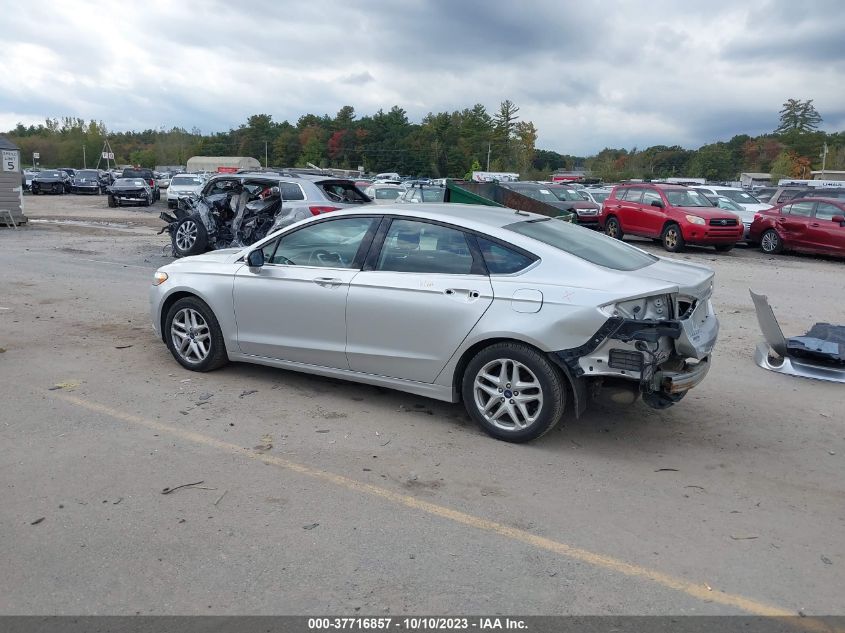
[57, 392, 794, 617]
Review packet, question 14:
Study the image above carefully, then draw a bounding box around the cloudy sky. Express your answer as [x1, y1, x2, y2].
[1, 0, 843, 156]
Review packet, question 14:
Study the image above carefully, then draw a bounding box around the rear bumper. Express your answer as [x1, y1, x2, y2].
[657, 356, 711, 394]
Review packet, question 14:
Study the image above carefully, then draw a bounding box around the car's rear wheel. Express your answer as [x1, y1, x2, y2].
[661, 223, 685, 252]
[173, 215, 208, 257]
[461, 342, 565, 443]
[164, 297, 228, 372]
[760, 229, 783, 254]
[604, 216, 623, 240]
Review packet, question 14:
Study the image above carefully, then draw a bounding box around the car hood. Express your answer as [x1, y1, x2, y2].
[675, 206, 740, 220]
[738, 203, 772, 213]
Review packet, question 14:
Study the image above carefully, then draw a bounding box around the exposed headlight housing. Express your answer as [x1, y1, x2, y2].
[153, 271, 169, 286]
[685, 215, 706, 225]
[600, 294, 673, 320]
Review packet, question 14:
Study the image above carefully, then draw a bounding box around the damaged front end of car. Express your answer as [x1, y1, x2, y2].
[551, 279, 718, 412]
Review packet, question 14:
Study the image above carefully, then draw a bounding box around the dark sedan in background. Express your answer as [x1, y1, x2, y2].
[70, 169, 112, 194]
[31, 170, 68, 194]
[107, 178, 154, 207]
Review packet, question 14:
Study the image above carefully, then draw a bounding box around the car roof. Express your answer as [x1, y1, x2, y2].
[325, 203, 545, 231]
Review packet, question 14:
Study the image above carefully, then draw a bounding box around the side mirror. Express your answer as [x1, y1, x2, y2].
[246, 249, 265, 268]
[832, 215, 845, 226]
[650, 199, 664, 209]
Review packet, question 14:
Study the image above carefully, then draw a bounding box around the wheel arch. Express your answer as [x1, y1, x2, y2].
[450, 336, 585, 418]
[159, 290, 210, 342]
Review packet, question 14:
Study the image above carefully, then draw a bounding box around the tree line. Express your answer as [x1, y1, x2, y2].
[5, 99, 843, 183]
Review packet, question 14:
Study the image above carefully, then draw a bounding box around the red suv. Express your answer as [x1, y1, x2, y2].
[749, 197, 845, 257]
[599, 183, 743, 252]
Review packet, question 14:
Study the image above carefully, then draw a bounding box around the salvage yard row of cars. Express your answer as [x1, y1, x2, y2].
[145, 172, 843, 442]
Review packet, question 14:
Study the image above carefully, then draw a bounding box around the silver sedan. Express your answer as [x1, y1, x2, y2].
[150, 205, 719, 442]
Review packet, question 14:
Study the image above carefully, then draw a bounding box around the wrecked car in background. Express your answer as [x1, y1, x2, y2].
[30, 170, 69, 194]
[70, 169, 111, 195]
[107, 178, 154, 207]
[159, 172, 372, 257]
[150, 205, 719, 443]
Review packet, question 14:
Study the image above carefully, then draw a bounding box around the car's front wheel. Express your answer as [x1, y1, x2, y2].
[661, 223, 685, 252]
[604, 216, 623, 240]
[461, 342, 566, 443]
[107, 194, 116, 208]
[164, 297, 228, 372]
[760, 229, 783, 254]
[173, 215, 208, 257]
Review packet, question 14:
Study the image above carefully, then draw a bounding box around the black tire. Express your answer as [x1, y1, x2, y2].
[164, 296, 228, 372]
[172, 215, 208, 257]
[604, 216, 623, 240]
[760, 229, 783, 254]
[714, 244, 734, 252]
[168, 200, 175, 209]
[107, 194, 116, 208]
[461, 342, 566, 443]
[142, 194, 151, 207]
[661, 223, 685, 252]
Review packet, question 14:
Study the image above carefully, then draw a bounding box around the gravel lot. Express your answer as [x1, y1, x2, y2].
[1, 193, 843, 616]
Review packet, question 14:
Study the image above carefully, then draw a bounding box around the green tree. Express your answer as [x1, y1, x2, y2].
[776, 99, 822, 134]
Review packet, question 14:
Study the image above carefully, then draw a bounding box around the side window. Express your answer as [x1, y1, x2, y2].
[261, 238, 279, 261]
[376, 220, 474, 274]
[279, 182, 305, 201]
[476, 237, 536, 274]
[409, 189, 422, 202]
[613, 188, 627, 201]
[777, 190, 799, 203]
[642, 189, 662, 206]
[625, 187, 644, 204]
[814, 203, 841, 221]
[786, 201, 814, 217]
[271, 217, 376, 268]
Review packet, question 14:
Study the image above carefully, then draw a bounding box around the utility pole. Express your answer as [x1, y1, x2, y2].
[486, 143, 491, 171]
[820, 143, 828, 179]
[82, 144, 87, 169]
[265, 141, 269, 168]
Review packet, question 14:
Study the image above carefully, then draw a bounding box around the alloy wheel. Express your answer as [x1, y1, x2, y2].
[170, 308, 211, 364]
[473, 358, 544, 431]
[665, 227, 679, 249]
[761, 230, 780, 253]
[175, 220, 198, 251]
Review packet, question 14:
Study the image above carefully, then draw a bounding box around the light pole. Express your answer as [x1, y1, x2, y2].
[82, 144, 87, 169]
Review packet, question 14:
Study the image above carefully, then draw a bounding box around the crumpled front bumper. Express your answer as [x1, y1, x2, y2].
[655, 356, 711, 394]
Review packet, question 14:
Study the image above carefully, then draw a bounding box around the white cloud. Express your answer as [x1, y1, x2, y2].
[1, 0, 843, 155]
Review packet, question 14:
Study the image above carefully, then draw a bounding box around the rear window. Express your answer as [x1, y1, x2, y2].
[374, 188, 401, 200]
[170, 176, 203, 186]
[505, 218, 657, 271]
[319, 181, 369, 204]
[279, 182, 305, 201]
[123, 169, 152, 179]
[476, 237, 536, 274]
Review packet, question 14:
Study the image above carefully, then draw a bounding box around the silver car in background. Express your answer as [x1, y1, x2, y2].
[150, 205, 719, 442]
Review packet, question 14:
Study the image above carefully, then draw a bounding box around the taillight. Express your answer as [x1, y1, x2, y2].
[149, 179, 155, 187]
[308, 206, 341, 215]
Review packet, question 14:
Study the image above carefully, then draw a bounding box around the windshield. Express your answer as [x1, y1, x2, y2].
[76, 170, 99, 178]
[115, 179, 145, 186]
[714, 189, 761, 204]
[589, 192, 610, 203]
[665, 189, 713, 207]
[40, 171, 61, 178]
[374, 188, 401, 200]
[716, 197, 743, 211]
[506, 218, 658, 271]
[421, 188, 445, 202]
[550, 187, 585, 202]
[171, 176, 203, 186]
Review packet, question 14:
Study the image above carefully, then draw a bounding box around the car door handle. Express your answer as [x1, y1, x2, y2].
[313, 277, 343, 288]
[445, 288, 481, 299]
[810, 222, 820, 227]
